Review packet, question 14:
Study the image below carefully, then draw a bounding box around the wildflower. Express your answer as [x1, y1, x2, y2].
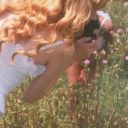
[126, 28, 128, 33]
[117, 28, 123, 34]
[114, 64, 119, 68]
[101, 49, 106, 55]
[125, 56, 128, 61]
[110, 31, 116, 37]
[93, 50, 98, 55]
[84, 59, 90, 65]
[116, 38, 120, 43]
[102, 60, 108, 64]
[124, 2, 128, 7]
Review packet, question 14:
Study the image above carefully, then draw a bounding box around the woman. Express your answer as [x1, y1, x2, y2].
[0, 0, 104, 117]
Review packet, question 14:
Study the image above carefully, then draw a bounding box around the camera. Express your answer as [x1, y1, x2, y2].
[82, 19, 100, 40]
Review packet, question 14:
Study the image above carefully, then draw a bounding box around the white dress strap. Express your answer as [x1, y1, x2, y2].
[97, 11, 111, 21]
[96, 11, 111, 29]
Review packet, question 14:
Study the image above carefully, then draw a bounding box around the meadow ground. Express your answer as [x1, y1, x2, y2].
[0, 1, 128, 128]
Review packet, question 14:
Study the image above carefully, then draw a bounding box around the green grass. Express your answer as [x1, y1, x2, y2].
[0, 1, 128, 128]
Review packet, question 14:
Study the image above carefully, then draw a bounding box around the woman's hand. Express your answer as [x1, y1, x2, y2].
[24, 42, 75, 102]
[74, 36, 105, 61]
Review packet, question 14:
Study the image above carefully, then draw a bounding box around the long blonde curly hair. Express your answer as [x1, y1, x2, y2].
[0, 0, 108, 63]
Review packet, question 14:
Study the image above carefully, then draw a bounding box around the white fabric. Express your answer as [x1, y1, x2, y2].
[97, 11, 111, 21]
[97, 11, 111, 29]
[0, 43, 45, 116]
[0, 93, 5, 117]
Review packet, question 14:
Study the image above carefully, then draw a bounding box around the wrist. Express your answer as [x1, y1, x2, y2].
[73, 46, 84, 62]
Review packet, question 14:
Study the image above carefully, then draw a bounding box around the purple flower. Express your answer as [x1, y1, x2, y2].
[102, 60, 108, 64]
[84, 59, 90, 65]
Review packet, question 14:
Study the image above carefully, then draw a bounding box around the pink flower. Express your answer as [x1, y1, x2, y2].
[93, 50, 98, 55]
[84, 59, 90, 65]
[117, 28, 123, 34]
[126, 28, 128, 33]
[125, 56, 128, 61]
[102, 60, 108, 64]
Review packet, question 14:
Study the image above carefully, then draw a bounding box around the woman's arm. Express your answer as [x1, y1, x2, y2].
[23, 43, 75, 103]
[23, 37, 104, 103]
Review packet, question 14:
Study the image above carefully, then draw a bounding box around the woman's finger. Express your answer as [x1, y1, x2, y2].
[76, 37, 92, 44]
